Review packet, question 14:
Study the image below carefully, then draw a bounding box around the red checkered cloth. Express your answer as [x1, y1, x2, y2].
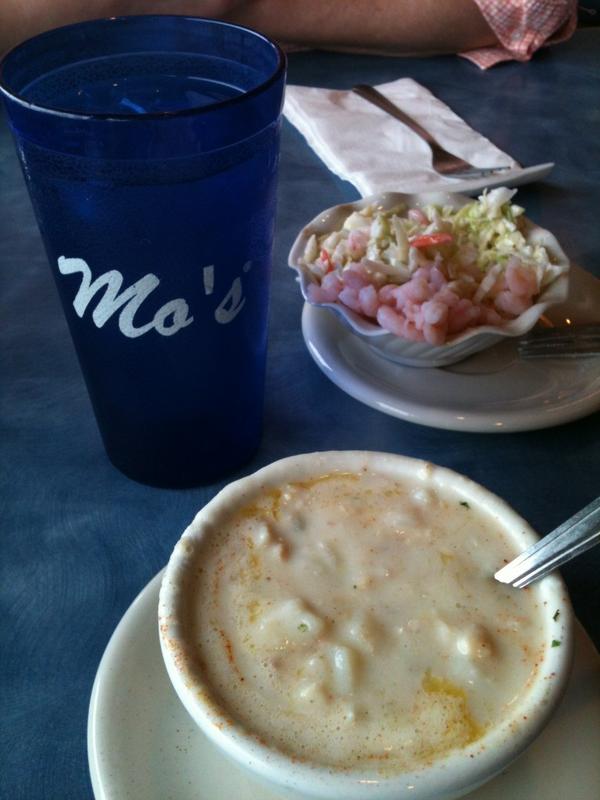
[461, 0, 578, 68]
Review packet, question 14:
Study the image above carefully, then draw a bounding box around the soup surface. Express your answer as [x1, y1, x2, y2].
[188, 466, 548, 770]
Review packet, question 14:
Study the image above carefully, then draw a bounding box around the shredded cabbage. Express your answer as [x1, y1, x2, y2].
[302, 188, 565, 291]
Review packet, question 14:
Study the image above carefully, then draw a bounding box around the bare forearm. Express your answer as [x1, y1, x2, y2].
[219, 0, 497, 55]
[0, 0, 497, 57]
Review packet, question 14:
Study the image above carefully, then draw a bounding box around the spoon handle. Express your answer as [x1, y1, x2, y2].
[495, 496, 600, 588]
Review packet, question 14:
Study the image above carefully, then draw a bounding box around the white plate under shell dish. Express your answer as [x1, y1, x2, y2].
[87, 569, 600, 800]
[289, 191, 570, 368]
[301, 264, 600, 433]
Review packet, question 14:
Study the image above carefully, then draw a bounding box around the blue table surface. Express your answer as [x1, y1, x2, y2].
[1, 27, 599, 799]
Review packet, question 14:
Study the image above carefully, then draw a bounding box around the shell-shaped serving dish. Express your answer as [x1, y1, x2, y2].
[288, 192, 570, 368]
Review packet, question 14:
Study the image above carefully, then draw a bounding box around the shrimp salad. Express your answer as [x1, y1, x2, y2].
[301, 188, 568, 346]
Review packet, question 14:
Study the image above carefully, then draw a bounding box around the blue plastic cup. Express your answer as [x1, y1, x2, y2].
[0, 16, 286, 487]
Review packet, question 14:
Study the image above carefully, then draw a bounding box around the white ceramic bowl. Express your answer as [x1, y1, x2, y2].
[288, 193, 570, 367]
[159, 451, 573, 800]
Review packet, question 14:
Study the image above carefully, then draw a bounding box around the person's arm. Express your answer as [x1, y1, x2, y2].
[0, 0, 497, 57]
[217, 0, 498, 55]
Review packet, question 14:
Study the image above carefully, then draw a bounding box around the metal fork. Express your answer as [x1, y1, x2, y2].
[494, 496, 600, 588]
[352, 84, 514, 180]
[518, 323, 600, 359]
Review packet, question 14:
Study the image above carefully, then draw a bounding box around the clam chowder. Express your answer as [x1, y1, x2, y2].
[188, 467, 549, 770]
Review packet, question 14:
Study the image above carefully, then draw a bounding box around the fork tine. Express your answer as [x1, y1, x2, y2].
[441, 165, 513, 179]
[520, 323, 600, 343]
[518, 323, 600, 359]
[518, 347, 600, 359]
[519, 344, 600, 358]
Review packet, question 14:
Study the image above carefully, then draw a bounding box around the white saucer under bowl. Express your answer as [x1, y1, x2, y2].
[301, 264, 600, 433]
[87, 569, 600, 800]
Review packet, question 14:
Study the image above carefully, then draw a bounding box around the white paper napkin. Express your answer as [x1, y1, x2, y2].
[284, 78, 553, 196]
